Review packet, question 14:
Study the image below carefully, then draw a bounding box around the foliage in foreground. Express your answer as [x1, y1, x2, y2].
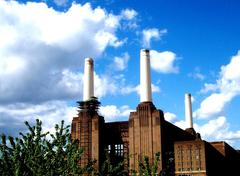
[0, 117, 174, 176]
[131, 152, 161, 176]
[0, 119, 94, 176]
[132, 152, 174, 176]
[98, 152, 128, 176]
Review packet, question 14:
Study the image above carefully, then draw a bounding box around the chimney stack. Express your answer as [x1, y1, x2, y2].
[140, 49, 152, 102]
[185, 93, 193, 128]
[83, 58, 94, 101]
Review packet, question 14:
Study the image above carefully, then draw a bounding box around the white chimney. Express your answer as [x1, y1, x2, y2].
[185, 93, 193, 128]
[83, 58, 94, 101]
[140, 49, 152, 102]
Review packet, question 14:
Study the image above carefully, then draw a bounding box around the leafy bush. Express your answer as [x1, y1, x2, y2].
[0, 119, 94, 176]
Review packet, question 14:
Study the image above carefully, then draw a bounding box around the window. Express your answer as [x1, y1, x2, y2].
[107, 145, 111, 153]
[114, 144, 124, 156]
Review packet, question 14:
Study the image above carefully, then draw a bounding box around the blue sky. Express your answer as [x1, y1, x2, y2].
[0, 0, 240, 149]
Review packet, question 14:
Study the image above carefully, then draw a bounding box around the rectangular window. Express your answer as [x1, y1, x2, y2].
[107, 145, 111, 153]
[114, 144, 124, 156]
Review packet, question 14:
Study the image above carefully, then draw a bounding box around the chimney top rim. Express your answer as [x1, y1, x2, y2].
[140, 49, 150, 53]
[85, 57, 93, 61]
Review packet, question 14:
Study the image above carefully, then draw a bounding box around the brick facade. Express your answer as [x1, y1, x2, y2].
[71, 101, 240, 175]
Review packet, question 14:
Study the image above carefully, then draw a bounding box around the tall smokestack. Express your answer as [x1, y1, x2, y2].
[83, 58, 94, 101]
[185, 93, 193, 128]
[140, 49, 152, 102]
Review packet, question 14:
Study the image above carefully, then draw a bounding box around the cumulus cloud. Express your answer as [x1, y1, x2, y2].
[194, 116, 240, 143]
[120, 9, 138, 29]
[174, 120, 188, 130]
[99, 105, 134, 122]
[194, 93, 231, 119]
[94, 73, 118, 99]
[185, 51, 240, 144]
[195, 51, 240, 119]
[172, 115, 240, 146]
[0, 1, 131, 104]
[195, 116, 227, 140]
[150, 50, 179, 74]
[142, 28, 167, 48]
[0, 101, 77, 136]
[0, 1, 141, 136]
[164, 112, 177, 123]
[120, 9, 137, 20]
[200, 83, 218, 94]
[0, 67, 84, 103]
[113, 52, 130, 71]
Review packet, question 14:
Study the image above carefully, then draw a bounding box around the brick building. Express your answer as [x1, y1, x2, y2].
[71, 49, 240, 175]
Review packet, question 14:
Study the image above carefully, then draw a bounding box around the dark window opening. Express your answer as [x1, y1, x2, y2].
[115, 144, 124, 156]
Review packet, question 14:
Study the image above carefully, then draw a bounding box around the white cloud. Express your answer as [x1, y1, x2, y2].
[113, 52, 130, 71]
[119, 9, 138, 29]
[191, 95, 195, 103]
[0, 56, 26, 75]
[200, 83, 219, 93]
[192, 52, 240, 146]
[0, 1, 131, 104]
[195, 51, 240, 119]
[174, 120, 188, 130]
[99, 105, 133, 122]
[95, 30, 125, 49]
[194, 116, 240, 143]
[120, 9, 137, 20]
[142, 28, 167, 48]
[164, 112, 177, 123]
[150, 50, 179, 74]
[120, 85, 138, 94]
[0, 0, 139, 139]
[94, 73, 118, 99]
[222, 130, 240, 140]
[0, 101, 77, 136]
[172, 115, 240, 146]
[194, 93, 231, 119]
[221, 51, 240, 81]
[195, 116, 227, 140]
[152, 84, 161, 93]
[188, 67, 205, 81]
[95, 71, 157, 100]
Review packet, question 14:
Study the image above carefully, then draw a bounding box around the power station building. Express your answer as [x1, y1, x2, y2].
[71, 49, 240, 175]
